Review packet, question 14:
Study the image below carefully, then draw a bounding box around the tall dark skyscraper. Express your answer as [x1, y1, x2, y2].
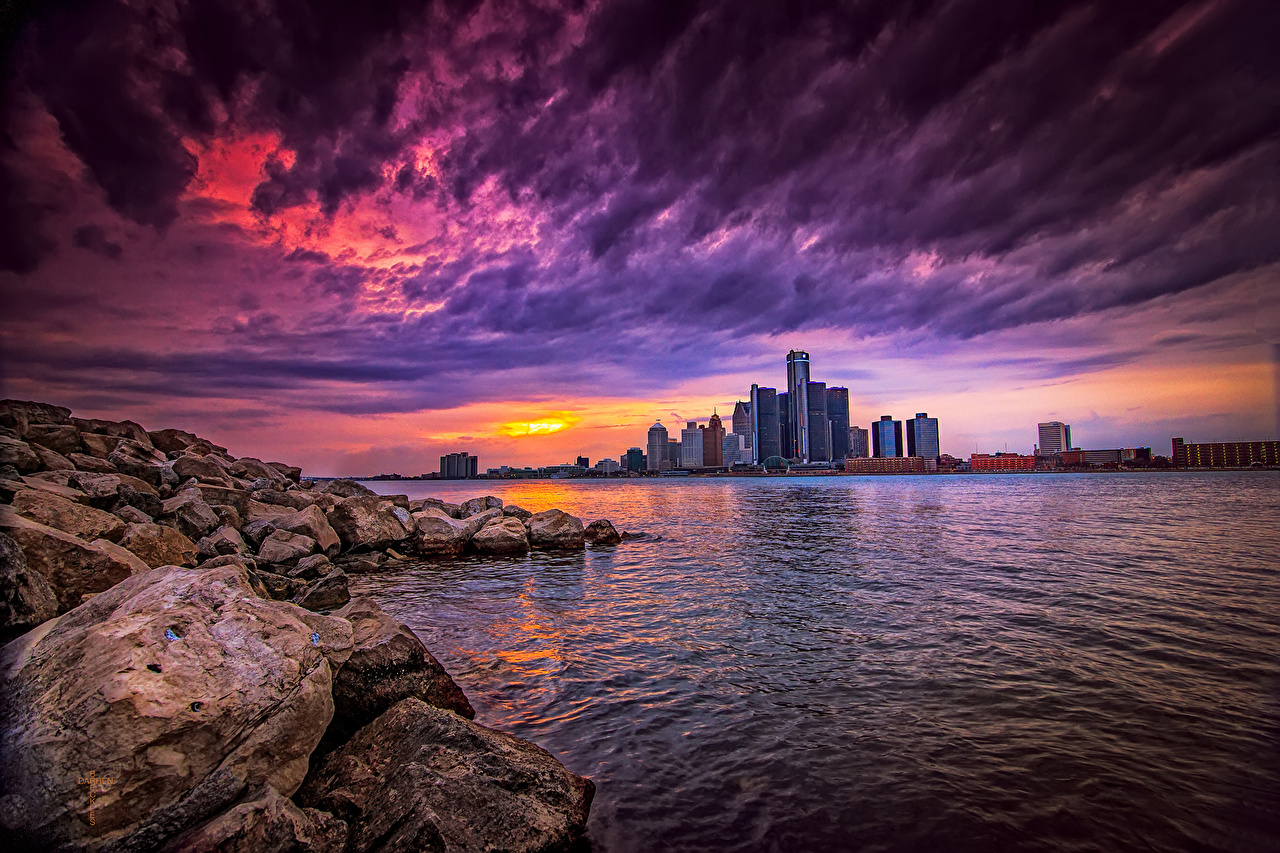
[806, 381, 829, 462]
[786, 350, 811, 461]
[849, 426, 870, 459]
[704, 411, 725, 467]
[872, 415, 903, 458]
[646, 421, 668, 471]
[827, 387, 850, 459]
[778, 392, 792, 461]
[750, 385, 780, 463]
[625, 447, 644, 472]
[732, 400, 752, 452]
[906, 413, 940, 461]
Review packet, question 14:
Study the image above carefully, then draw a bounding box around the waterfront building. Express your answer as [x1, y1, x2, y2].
[646, 421, 668, 472]
[1172, 438, 1279, 467]
[626, 447, 645, 472]
[971, 452, 1036, 472]
[668, 440, 681, 468]
[827, 387, 850, 460]
[845, 456, 926, 474]
[786, 350, 811, 461]
[906, 413, 941, 461]
[849, 426, 869, 459]
[778, 392, 792, 461]
[704, 412, 725, 467]
[751, 385, 781, 463]
[806, 381, 829, 462]
[872, 416, 903, 458]
[440, 452, 478, 479]
[723, 433, 747, 465]
[732, 401, 752, 453]
[681, 422, 704, 468]
[576, 455, 589, 468]
[594, 458, 620, 473]
[1037, 421, 1072, 455]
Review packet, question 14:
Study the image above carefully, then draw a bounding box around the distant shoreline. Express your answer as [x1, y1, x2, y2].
[324, 467, 1280, 482]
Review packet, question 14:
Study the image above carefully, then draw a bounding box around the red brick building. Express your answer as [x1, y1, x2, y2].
[970, 452, 1036, 472]
[845, 456, 926, 474]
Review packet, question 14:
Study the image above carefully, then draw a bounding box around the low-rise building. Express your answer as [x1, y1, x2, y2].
[845, 456, 927, 474]
[970, 452, 1035, 472]
[1172, 438, 1279, 467]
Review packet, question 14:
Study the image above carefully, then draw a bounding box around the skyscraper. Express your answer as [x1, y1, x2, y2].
[681, 421, 704, 468]
[778, 392, 792, 460]
[732, 400, 752, 453]
[646, 421, 668, 471]
[704, 411, 725, 466]
[786, 350, 811, 461]
[1038, 421, 1072, 455]
[750, 385, 780, 463]
[872, 415, 903, 458]
[723, 433, 747, 465]
[626, 447, 645, 472]
[849, 426, 870, 459]
[806, 380, 829, 462]
[827, 387, 850, 459]
[906, 413, 940, 461]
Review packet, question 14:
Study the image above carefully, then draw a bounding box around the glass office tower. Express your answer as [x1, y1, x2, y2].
[906, 413, 940, 461]
[786, 350, 811, 461]
[872, 415, 903, 458]
[750, 385, 780, 464]
[826, 387, 850, 459]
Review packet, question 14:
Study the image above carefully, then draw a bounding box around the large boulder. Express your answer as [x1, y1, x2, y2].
[328, 597, 474, 741]
[583, 519, 622, 545]
[527, 509, 586, 550]
[229, 457, 289, 486]
[267, 462, 303, 483]
[411, 508, 480, 557]
[185, 483, 251, 516]
[73, 417, 153, 446]
[23, 422, 83, 456]
[296, 698, 594, 853]
[197, 525, 250, 560]
[147, 427, 204, 455]
[0, 436, 40, 474]
[257, 530, 318, 565]
[11, 488, 127, 543]
[272, 505, 340, 556]
[80, 432, 123, 458]
[68, 471, 160, 510]
[0, 399, 72, 434]
[5, 475, 90, 505]
[107, 439, 172, 486]
[119, 522, 199, 569]
[471, 516, 530, 555]
[161, 785, 348, 853]
[171, 453, 233, 483]
[160, 492, 222, 541]
[254, 488, 318, 510]
[68, 452, 118, 472]
[292, 569, 350, 612]
[503, 504, 533, 521]
[326, 495, 415, 552]
[0, 507, 149, 611]
[30, 443, 75, 470]
[0, 531, 59, 643]
[458, 495, 503, 518]
[319, 479, 377, 498]
[0, 564, 353, 851]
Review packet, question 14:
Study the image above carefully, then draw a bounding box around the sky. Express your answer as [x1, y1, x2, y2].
[1, 0, 1278, 475]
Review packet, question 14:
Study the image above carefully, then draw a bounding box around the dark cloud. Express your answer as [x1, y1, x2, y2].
[71, 225, 122, 260]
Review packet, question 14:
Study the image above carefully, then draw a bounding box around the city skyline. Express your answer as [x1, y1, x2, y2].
[2, 1, 1278, 476]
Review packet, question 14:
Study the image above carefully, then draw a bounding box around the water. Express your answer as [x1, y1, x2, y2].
[353, 473, 1280, 852]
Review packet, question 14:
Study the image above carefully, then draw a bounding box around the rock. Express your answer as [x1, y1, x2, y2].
[161, 785, 348, 853]
[319, 478, 377, 498]
[527, 509, 586, 550]
[68, 470, 160, 509]
[11, 489, 127, 543]
[114, 504, 154, 525]
[296, 699, 594, 853]
[0, 507, 149, 611]
[288, 553, 332, 581]
[68, 451, 118, 472]
[147, 427, 204, 455]
[0, 563, 352, 851]
[181, 483, 251, 515]
[0, 436, 41, 473]
[0, 531, 59, 643]
[171, 453, 234, 483]
[251, 569, 306, 601]
[119, 521, 199, 569]
[383, 493, 411, 510]
[258, 529, 318, 565]
[211, 503, 242, 530]
[73, 416, 153, 445]
[333, 553, 383, 574]
[230, 456, 289, 485]
[245, 498, 290, 523]
[0, 399, 72, 433]
[80, 431, 123, 458]
[23, 422, 83, 456]
[293, 569, 350, 612]
[108, 439, 173, 487]
[254, 488, 317, 510]
[160, 492, 222, 541]
[328, 597, 474, 740]
[197, 525, 249, 560]
[584, 519, 622, 545]
[31, 442, 76, 471]
[471, 516, 530, 555]
[411, 508, 479, 557]
[272, 504, 341, 556]
[503, 504, 533, 520]
[267, 462, 303, 483]
[4, 475, 91, 505]
[241, 518, 279, 549]
[459, 495, 504, 517]
[200, 553, 257, 572]
[327, 495, 415, 552]
[115, 482, 165, 518]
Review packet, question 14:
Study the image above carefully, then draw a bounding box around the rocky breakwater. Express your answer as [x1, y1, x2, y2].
[0, 399, 626, 851]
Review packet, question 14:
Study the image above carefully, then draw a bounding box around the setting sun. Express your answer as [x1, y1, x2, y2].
[497, 413, 582, 438]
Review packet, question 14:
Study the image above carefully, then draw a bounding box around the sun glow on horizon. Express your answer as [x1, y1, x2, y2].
[497, 413, 582, 438]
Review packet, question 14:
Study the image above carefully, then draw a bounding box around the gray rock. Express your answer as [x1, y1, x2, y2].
[115, 482, 165, 518]
[288, 553, 332, 581]
[23, 422, 83, 456]
[180, 483, 251, 516]
[160, 492, 222, 541]
[296, 698, 594, 853]
[317, 478, 375, 498]
[272, 504, 340, 556]
[327, 495, 415, 552]
[11, 488, 127, 543]
[258, 529, 318, 565]
[328, 597, 474, 741]
[459, 495, 504, 517]
[253, 488, 318, 509]
[119, 521, 199, 569]
[293, 569, 350, 612]
[68, 471, 160, 509]
[250, 568, 306, 601]
[5, 475, 90, 506]
[503, 504, 533, 520]
[527, 509, 586, 550]
[230, 456, 289, 486]
[242, 518, 279, 549]
[0, 563, 352, 851]
[411, 507, 480, 557]
[113, 504, 154, 525]
[584, 518, 622, 545]
[333, 553, 384, 574]
[197, 525, 249, 560]
[161, 784, 348, 853]
[211, 503, 242, 530]
[471, 516, 530, 555]
[0, 530, 59, 643]
[0, 436, 41, 474]
[107, 439, 171, 486]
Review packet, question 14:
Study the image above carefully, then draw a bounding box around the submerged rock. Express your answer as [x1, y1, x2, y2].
[293, 569, 350, 612]
[471, 516, 530, 555]
[527, 509, 586, 550]
[296, 698, 593, 853]
[584, 518, 622, 545]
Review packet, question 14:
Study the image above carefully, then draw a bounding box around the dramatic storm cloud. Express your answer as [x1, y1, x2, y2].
[2, 0, 1278, 470]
